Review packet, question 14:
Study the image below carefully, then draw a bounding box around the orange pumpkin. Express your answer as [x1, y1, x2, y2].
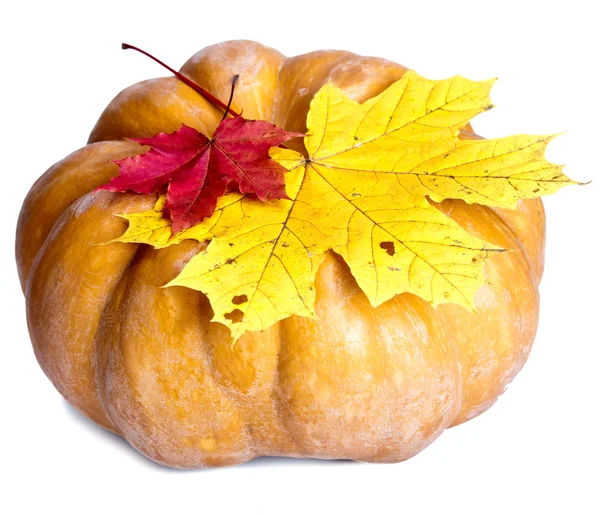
[16, 40, 545, 468]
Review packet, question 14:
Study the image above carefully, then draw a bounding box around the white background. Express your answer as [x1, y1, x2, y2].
[2, 1, 598, 513]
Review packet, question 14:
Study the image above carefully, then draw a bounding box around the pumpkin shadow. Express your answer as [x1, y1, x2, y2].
[63, 400, 357, 471]
[239, 455, 356, 469]
[62, 401, 182, 472]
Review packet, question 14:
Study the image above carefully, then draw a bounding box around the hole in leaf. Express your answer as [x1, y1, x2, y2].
[380, 241, 395, 256]
[232, 294, 248, 305]
[224, 309, 244, 323]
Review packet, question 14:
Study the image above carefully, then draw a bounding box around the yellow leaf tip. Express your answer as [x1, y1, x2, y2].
[90, 240, 113, 247]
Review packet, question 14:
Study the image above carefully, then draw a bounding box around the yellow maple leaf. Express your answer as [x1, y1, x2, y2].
[114, 193, 239, 248]
[114, 70, 575, 342]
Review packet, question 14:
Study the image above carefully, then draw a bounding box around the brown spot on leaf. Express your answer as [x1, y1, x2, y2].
[380, 241, 395, 256]
[232, 294, 248, 305]
[224, 309, 244, 323]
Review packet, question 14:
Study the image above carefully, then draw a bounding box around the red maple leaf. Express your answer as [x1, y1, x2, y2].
[98, 117, 302, 234]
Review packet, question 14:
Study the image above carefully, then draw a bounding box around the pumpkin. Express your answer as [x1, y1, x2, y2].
[16, 40, 545, 468]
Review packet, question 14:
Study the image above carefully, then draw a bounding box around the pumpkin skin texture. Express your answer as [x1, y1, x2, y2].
[16, 40, 545, 468]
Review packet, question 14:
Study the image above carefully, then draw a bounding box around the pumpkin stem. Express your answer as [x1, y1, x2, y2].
[121, 43, 241, 118]
[221, 75, 240, 122]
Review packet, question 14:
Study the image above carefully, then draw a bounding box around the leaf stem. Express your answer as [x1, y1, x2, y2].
[121, 43, 240, 118]
[221, 74, 240, 122]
